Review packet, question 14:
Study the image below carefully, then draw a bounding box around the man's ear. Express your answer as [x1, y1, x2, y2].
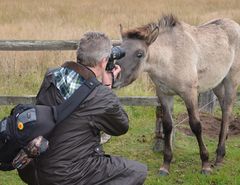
[146, 26, 159, 45]
[99, 57, 107, 68]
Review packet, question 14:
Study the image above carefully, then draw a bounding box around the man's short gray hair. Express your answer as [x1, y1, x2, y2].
[76, 32, 111, 67]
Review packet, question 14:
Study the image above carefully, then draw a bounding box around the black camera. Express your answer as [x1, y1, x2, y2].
[105, 46, 125, 71]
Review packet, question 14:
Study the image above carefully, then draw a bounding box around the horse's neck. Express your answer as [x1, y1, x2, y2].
[144, 43, 174, 79]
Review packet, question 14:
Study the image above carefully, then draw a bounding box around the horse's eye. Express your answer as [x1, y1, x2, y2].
[137, 52, 143, 58]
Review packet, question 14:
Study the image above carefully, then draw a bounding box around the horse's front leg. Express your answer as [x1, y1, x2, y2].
[181, 89, 211, 174]
[154, 95, 174, 153]
[157, 93, 174, 175]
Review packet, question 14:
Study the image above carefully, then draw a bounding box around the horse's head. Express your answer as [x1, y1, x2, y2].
[113, 23, 159, 88]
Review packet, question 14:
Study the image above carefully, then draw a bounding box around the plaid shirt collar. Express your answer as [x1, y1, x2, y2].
[53, 67, 85, 100]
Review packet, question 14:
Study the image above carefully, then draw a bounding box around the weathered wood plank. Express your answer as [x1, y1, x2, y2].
[0, 93, 239, 106]
[0, 92, 235, 111]
[0, 96, 160, 106]
[0, 96, 36, 105]
[119, 96, 160, 106]
[0, 40, 121, 51]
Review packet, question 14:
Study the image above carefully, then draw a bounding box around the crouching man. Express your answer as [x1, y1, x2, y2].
[18, 32, 147, 185]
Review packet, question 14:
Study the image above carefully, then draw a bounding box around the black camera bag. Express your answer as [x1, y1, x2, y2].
[0, 77, 100, 171]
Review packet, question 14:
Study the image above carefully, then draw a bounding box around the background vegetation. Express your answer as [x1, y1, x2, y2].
[0, 0, 240, 184]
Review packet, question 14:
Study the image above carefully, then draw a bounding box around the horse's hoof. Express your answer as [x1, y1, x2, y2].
[214, 162, 223, 169]
[200, 168, 212, 175]
[158, 168, 169, 176]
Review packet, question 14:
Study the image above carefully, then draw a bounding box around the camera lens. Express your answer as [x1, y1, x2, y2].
[111, 46, 125, 60]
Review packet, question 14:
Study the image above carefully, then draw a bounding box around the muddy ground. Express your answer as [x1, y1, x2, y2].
[176, 112, 240, 138]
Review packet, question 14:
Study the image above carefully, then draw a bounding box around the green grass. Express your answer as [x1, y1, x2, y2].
[104, 106, 240, 185]
[1, 105, 240, 185]
[0, 171, 25, 185]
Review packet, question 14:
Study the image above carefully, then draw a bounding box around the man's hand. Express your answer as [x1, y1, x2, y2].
[102, 65, 121, 88]
[111, 64, 121, 79]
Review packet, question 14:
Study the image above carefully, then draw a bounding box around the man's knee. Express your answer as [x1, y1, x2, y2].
[136, 163, 148, 184]
[127, 161, 148, 184]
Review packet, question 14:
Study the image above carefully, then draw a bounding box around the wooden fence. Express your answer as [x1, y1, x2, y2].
[0, 40, 239, 110]
[0, 96, 160, 106]
[0, 40, 120, 51]
[0, 40, 160, 107]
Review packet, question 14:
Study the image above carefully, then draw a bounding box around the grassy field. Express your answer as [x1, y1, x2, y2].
[0, 0, 240, 184]
[1, 105, 240, 185]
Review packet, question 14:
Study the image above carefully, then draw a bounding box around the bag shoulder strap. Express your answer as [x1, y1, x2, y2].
[61, 61, 96, 80]
[52, 62, 101, 124]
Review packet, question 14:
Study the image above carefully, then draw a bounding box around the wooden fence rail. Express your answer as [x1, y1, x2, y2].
[0, 96, 160, 106]
[0, 94, 239, 107]
[0, 40, 121, 51]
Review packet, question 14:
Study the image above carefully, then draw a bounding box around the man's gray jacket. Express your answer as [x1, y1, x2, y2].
[18, 62, 147, 185]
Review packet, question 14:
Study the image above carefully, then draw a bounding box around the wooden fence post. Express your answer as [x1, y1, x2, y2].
[198, 90, 217, 113]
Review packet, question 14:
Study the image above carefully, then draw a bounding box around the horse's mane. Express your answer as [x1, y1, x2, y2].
[122, 15, 179, 40]
[158, 14, 179, 28]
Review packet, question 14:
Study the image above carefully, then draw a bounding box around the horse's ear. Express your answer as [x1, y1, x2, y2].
[120, 24, 124, 39]
[146, 26, 159, 45]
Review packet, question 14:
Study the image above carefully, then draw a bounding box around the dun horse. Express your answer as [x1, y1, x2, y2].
[114, 15, 240, 175]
